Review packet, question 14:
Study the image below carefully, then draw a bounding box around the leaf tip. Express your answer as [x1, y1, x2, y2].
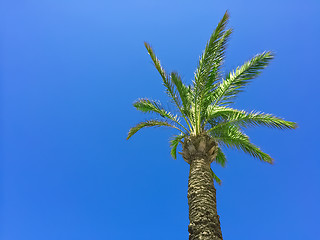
[292, 122, 298, 129]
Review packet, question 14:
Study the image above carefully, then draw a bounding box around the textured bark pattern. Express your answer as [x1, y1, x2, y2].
[181, 135, 218, 164]
[183, 135, 223, 240]
[188, 159, 223, 240]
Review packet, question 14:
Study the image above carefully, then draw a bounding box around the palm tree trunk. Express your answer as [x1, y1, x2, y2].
[187, 157, 223, 240]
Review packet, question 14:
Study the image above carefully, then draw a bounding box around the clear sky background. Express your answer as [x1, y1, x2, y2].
[1, 1, 320, 239]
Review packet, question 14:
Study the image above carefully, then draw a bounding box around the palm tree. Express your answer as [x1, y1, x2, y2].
[127, 11, 297, 240]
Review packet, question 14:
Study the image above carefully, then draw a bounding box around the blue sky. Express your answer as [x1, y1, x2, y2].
[1, 1, 320, 239]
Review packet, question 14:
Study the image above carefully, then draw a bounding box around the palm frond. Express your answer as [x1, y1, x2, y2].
[144, 42, 167, 81]
[144, 43, 194, 132]
[210, 125, 273, 163]
[144, 42, 181, 108]
[193, 11, 231, 133]
[199, 29, 233, 107]
[215, 147, 227, 167]
[194, 10, 230, 87]
[170, 133, 185, 159]
[170, 72, 191, 115]
[210, 168, 222, 185]
[127, 120, 183, 140]
[211, 51, 274, 107]
[133, 98, 183, 125]
[208, 108, 297, 130]
[203, 105, 235, 127]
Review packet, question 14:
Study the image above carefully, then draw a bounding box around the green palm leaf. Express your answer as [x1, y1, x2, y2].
[170, 72, 191, 115]
[144, 42, 167, 82]
[209, 108, 297, 130]
[212, 51, 274, 107]
[193, 11, 231, 133]
[210, 168, 222, 185]
[204, 105, 236, 126]
[144, 43, 194, 132]
[194, 10, 230, 89]
[215, 147, 227, 167]
[133, 98, 189, 131]
[170, 134, 185, 159]
[199, 29, 233, 108]
[144, 42, 182, 108]
[127, 120, 183, 140]
[210, 125, 273, 163]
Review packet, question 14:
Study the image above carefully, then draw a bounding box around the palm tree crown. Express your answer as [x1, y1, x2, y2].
[127, 11, 297, 184]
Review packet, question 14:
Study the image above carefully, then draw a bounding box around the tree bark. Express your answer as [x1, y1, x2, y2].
[188, 158, 223, 240]
[182, 134, 223, 240]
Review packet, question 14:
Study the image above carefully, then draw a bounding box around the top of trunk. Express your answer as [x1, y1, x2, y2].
[181, 134, 218, 164]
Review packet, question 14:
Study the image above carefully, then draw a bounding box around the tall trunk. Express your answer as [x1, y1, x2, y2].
[181, 134, 223, 240]
[188, 158, 222, 240]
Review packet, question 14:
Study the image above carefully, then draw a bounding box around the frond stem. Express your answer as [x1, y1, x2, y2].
[174, 119, 191, 134]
